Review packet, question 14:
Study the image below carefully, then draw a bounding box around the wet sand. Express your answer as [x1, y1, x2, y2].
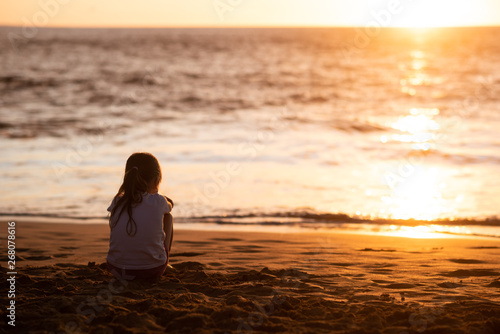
[1, 221, 500, 333]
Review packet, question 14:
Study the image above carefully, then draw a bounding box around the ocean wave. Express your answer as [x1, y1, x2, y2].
[193, 212, 500, 227]
[0, 74, 60, 90]
[2, 211, 498, 228]
[406, 149, 500, 165]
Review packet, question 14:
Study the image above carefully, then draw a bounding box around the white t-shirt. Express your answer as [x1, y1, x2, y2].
[107, 192, 172, 270]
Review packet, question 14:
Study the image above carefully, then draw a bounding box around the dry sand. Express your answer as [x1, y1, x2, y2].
[1, 221, 500, 333]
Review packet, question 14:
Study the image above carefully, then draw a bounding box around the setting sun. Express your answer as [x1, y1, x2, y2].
[392, 0, 476, 28]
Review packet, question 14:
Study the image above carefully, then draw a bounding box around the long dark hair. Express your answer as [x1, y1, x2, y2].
[109, 152, 162, 236]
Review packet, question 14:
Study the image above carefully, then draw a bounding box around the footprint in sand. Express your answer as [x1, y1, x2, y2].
[370, 269, 394, 274]
[27, 249, 46, 254]
[383, 283, 416, 289]
[442, 269, 499, 278]
[171, 261, 205, 271]
[330, 262, 356, 267]
[211, 238, 242, 242]
[231, 245, 266, 253]
[362, 263, 397, 269]
[176, 240, 212, 245]
[54, 263, 81, 268]
[373, 279, 394, 284]
[53, 253, 72, 258]
[251, 239, 288, 244]
[25, 255, 53, 261]
[468, 246, 499, 249]
[448, 258, 486, 264]
[44, 232, 71, 237]
[174, 252, 206, 257]
[486, 280, 500, 288]
[18, 249, 53, 260]
[207, 262, 225, 267]
[437, 282, 463, 288]
[359, 248, 396, 252]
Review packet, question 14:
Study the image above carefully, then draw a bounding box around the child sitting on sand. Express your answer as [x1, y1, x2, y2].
[106, 152, 174, 280]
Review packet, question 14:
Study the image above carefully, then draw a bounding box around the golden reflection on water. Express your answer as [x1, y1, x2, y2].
[378, 48, 454, 224]
[388, 107, 440, 151]
[380, 167, 449, 221]
[381, 225, 472, 239]
[399, 49, 444, 96]
[411, 58, 426, 71]
[380, 107, 440, 151]
[392, 110, 440, 133]
[380, 107, 449, 221]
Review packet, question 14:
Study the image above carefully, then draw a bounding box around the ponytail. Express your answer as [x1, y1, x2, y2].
[109, 153, 162, 236]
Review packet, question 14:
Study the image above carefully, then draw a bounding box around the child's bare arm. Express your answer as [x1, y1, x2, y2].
[165, 196, 174, 209]
[163, 213, 174, 253]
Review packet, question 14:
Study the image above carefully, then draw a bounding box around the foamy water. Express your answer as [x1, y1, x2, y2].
[1, 27, 499, 235]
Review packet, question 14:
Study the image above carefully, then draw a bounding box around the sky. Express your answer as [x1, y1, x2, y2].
[1, 0, 500, 28]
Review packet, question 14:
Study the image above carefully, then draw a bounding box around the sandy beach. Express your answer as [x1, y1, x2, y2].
[1, 221, 499, 333]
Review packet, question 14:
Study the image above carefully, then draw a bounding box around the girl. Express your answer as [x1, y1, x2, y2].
[107, 152, 174, 280]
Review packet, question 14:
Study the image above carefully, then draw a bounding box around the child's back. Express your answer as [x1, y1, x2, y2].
[107, 192, 172, 270]
[106, 152, 174, 280]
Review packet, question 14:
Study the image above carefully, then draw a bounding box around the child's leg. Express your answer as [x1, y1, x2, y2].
[163, 213, 174, 253]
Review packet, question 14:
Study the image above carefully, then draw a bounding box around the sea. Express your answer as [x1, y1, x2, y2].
[1, 27, 499, 238]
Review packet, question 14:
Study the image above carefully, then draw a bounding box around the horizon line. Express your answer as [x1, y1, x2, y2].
[1, 24, 500, 30]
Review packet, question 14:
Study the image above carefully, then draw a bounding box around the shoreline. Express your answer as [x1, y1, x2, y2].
[2, 216, 499, 243]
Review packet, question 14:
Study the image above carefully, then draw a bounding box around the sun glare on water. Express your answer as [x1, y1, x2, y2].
[389, 108, 440, 151]
[379, 106, 453, 224]
[393, 0, 475, 28]
[381, 225, 471, 239]
[381, 167, 448, 221]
